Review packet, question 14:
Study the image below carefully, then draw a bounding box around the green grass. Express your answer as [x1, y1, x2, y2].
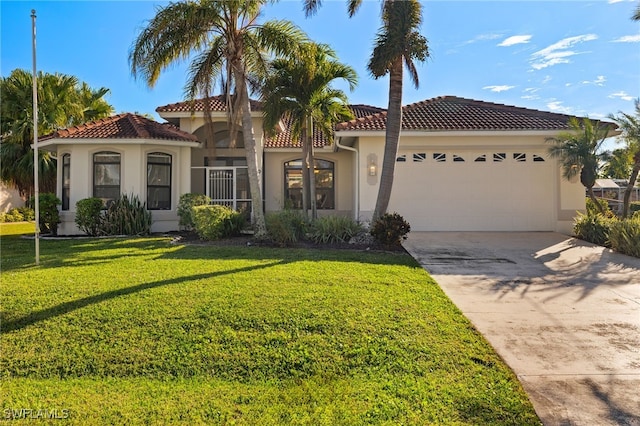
[0, 223, 540, 425]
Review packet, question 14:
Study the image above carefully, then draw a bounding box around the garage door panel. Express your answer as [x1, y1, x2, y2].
[390, 149, 555, 231]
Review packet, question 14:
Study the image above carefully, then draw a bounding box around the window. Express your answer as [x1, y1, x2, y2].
[413, 153, 426, 162]
[453, 155, 465, 162]
[513, 153, 526, 162]
[93, 151, 120, 205]
[284, 159, 334, 210]
[147, 153, 172, 210]
[533, 154, 545, 162]
[493, 152, 506, 162]
[62, 154, 70, 210]
[475, 155, 487, 162]
[433, 153, 446, 162]
[396, 154, 407, 162]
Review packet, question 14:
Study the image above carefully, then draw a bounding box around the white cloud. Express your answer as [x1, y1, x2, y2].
[462, 33, 502, 46]
[582, 75, 607, 86]
[546, 100, 574, 114]
[483, 85, 516, 93]
[542, 75, 552, 84]
[530, 34, 598, 70]
[498, 35, 532, 47]
[608, 0, 624, 3]
[609, 91, 635, 101]
[612, 35, 640, 43]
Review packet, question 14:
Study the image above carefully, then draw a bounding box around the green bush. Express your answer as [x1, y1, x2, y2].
[608, 216, 640, 258]
[266, 210, 309, 247]
[0, 207, 34, 223]
[75, 198, 105, 236]
[309, 215, 362, 244]
[630, 202, 640, 214]
[101, 194, 152, 236]
[178, 193, 212, 231]
[28, 193, 61, 235]
[586, 197, 615, 218]
[370, 212, 411, 247]
[192, 204, 244, 241]
[573, 212, 615, 247]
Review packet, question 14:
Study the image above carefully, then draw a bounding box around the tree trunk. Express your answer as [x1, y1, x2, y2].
[308, 116, 317, 220]
[235, 69, 267, 238]
[622, 157, 640, 218]
[372, 57, 403, 222]
[300, 122, 310, 219]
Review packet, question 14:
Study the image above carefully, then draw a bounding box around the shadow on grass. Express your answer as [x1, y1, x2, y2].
[1, 260, 288, 333]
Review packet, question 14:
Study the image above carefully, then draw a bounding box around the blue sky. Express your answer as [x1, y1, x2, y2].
[1, 0, 639, 127]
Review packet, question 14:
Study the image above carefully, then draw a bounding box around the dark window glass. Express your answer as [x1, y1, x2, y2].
[62, 154, 70, 210]
[147, 153, 172, 210]
[284, 159, 334, 210]
[93, 152, 120, 206]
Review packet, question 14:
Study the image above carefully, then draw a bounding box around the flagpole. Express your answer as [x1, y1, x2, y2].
[31, 9, 40, 265]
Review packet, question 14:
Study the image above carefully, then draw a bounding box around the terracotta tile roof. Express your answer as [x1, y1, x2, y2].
[264, 104, 386, 149]
[336, 95, 589, 132]
[156, 95, 264, 113]
[40, 113, 199, 142]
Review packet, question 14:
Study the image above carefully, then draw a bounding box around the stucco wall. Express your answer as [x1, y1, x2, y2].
[0, 183, 24, 213]
[263, 149, 355, 218]
[56, 143, 191, 235]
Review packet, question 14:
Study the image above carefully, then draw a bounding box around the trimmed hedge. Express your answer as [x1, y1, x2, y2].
[192, 204, 244, 240]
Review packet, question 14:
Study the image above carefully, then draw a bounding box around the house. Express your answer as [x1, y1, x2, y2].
[39, 95, 616, 235]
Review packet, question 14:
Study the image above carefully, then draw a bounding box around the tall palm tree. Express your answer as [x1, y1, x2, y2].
[633, 3, 639, 20]
[304, 0, 429, 221]
[0, 69, 113, 197]
[610, 99, 640, 218]
[547, 117, 611, 215]
[129, 0, 306, 238]
[601, 148, 632, 180]
[262, 42, 356, 219]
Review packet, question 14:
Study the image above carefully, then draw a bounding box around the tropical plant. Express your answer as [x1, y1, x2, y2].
[547, 118, 611, 215]
[573, 211, 615, 247]
[262, 42, 356, 219]
[177, 193, 212, 231]
[75, 197, 105, 236]
[129, 0, 307, 239]
[609, 99, 640, 218]
[370, 212, 410, 247]
[101, 194, 152, 236]
[0, 69, 113, 197]
[308, 215, 362, 244]
[28, 193, 61, 235]
[265, 209, 309, 246]
[192, 204, 244, 240]
[601, 148, 632, 179]
[304, 0, 429, 221]
[608, 215, 640, 258]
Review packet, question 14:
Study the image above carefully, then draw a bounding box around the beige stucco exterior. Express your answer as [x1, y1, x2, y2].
[339, 130, 585, 233]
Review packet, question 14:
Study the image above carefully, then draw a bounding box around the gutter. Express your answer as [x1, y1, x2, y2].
[335, 137, 359, 221]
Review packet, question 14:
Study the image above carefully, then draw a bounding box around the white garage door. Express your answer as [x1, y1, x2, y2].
[389, 150, 555, 231]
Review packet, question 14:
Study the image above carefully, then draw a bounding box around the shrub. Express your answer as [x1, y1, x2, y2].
[28, 193, 61, 235]
[266, 210, 308, 247]
[178, 193, 212, 231]
[608, 216, 640, 258]
[101, 194, 152, 236]
[586, 197, 615, 218]
[573, 212, 615, 247]
[75, 198, 105, 236]
[0, 207, 34, 223]
[630, 202, 640, 215]
[192, 204, 244, 241]
[309, 215, 362, 244]
[370, 212, 411, 247]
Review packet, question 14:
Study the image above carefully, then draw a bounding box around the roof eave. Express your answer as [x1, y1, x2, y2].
[37, 138, 201, 150]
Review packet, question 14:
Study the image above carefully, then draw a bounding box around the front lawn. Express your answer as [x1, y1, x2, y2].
[0, 223, 539, 425]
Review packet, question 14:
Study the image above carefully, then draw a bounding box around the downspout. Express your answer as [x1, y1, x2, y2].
[335, 137, 359, 221]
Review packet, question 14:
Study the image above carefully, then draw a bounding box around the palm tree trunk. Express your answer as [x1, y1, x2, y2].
[300, 122, 310, 219]
[372, 57, 403, 222]
[622, 157, 640, 218]
[308, 116, 318, 220]
[235, 69, 267, 238]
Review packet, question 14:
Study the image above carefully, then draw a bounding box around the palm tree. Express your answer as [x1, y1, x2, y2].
[633, 3, 639, 20]
[304, 0, 429, 221]
[601, 148, 632, 179]
[547, 117, 611, 215]
[610, 99, 640, 218]
[129, 0, 306, 238]
[0, 69, 113, 197]
[262, 42, 356, 219]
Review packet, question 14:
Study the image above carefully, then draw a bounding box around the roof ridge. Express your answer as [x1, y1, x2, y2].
[125, 113, 151, 139]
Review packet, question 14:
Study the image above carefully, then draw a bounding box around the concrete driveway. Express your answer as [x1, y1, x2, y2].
[403, 232, 640, 426]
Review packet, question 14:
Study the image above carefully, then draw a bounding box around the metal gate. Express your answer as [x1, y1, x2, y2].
[205, 166, 251, 214]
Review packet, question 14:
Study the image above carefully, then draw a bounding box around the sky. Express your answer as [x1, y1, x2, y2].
[1, 0, 639, 133]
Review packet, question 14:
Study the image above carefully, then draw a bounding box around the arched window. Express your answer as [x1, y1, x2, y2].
[147, 152, 172, 210]
[284, 159, 335, 210]
[93, 151, 120, 205]
[61, 154, 70, 210]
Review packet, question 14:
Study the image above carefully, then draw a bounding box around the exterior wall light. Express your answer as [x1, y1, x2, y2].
[369, 160, 377, 176]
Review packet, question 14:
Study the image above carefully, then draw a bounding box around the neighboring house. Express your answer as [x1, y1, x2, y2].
[0, 183, 24, 213]
[39, 95, 616, 235]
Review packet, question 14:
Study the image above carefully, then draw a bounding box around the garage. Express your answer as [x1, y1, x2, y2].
[390, 148, 556, 231]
